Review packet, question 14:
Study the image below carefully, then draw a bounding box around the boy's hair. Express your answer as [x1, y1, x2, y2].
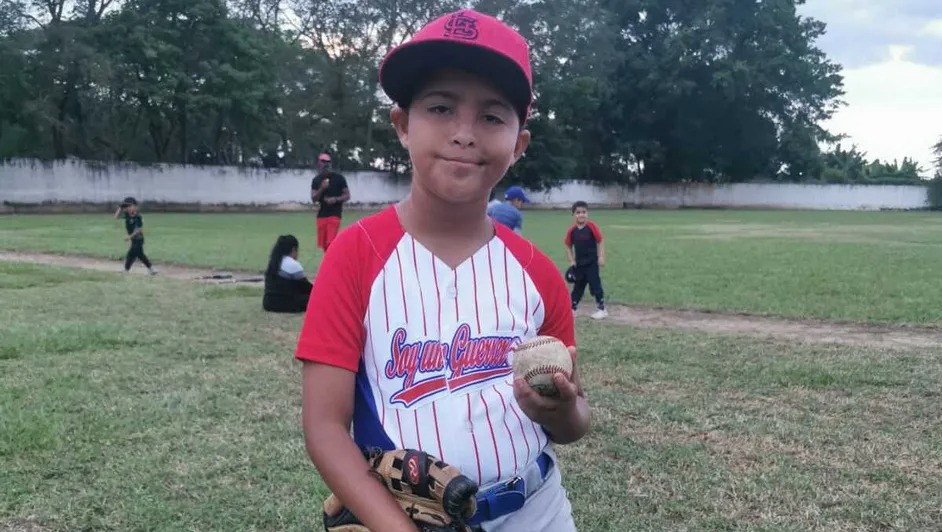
[266, 234, 299, 278]
[378, 9, 533, 126]
[572, 201, 589, 214]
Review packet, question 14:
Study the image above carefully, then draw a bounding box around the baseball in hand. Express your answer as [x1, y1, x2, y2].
[511, 336, 573, 397]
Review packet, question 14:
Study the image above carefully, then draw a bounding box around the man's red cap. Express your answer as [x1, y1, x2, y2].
[378, 9, 533, 124]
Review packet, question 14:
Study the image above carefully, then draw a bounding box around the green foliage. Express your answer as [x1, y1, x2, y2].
[928, 178, 942, 211]
[933, 136, 942, 178]
[0, 0, 881, 187]
[817, 144, 926, 185]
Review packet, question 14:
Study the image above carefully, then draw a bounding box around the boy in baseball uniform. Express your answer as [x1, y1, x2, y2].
[486, 186, 531, 234]
[565, 201, 607, 319]
[113, 197, 158, 275]
[294, 9, 591, 532]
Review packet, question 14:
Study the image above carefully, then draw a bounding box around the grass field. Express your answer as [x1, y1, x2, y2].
[2, 261, 941, 531]
[2, 209, 942, 323]
[3, 208, 942, 531]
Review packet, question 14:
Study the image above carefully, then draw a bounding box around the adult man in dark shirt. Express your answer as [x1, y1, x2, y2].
[310, 152, 350, 252]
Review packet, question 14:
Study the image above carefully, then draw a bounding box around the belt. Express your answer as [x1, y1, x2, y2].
[467, 452, 553, 525]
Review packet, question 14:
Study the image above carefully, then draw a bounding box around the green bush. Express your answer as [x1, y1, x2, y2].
[928, 178, 942, 211]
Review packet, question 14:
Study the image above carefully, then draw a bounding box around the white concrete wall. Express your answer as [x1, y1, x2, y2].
[0, 158, 930, 211]
[529, 182, 928, 211]
[0, 158, 410, 207]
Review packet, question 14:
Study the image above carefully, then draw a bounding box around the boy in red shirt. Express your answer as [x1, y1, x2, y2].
[294, 9, 591, 532]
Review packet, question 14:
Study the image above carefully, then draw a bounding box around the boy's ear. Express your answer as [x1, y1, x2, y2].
[512, 128, 531, 163]
[390, 105, 410, 149]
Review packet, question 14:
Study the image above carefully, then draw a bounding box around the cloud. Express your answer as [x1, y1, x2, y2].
[797, 1, 942, 175]
[923, 19, 942, 37]
[799, 0, 942, 67]
[823, 51, 942, 174]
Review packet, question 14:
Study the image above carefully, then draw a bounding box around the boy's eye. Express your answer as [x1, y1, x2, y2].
[428, 105, 451, 114]
[483, 114, 505, 125]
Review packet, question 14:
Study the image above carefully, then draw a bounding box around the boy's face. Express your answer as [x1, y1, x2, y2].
[126, 204, 138, 215]
[573, 207, 588, 225]
[510, 198, 524, 209]
[391, 69, 530, 206]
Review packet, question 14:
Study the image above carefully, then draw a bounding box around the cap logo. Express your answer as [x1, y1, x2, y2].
[443, 11, 479, 41]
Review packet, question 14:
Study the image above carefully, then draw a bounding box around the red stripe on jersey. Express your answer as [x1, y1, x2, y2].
[389, 376, 447, 406]
[395, 410, 405, 449]
[471, 255, 481, 334]
[366, 321, 386, 426]
[382, 269, 390, 332]
[447, 367, 512, 390]
[413, 410, 423, 450]
[507, 400, 532, 464]
[522, 268, 530, 336]
[528, 418, 543, 453]
[394, 246, 409, 323]
[532, 298, 542, 318]
[492, 385, 518, 474]
[487, 243, 500, 331]
[480, 390, 501, 479]
[467, 394, 483, 484]
[453, 270, 459, 322]
[411, 237, 428, 335]
[432, 402, 445, 461]
[432, 254, 442, 335]
[504, 246, 516, 331]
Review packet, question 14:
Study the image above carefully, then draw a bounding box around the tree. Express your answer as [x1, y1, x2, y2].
[933, 136, 942, 178]
[0, 0, 848, 182]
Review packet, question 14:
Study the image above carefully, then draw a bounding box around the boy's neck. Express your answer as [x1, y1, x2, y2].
[398, 189, 492, 241]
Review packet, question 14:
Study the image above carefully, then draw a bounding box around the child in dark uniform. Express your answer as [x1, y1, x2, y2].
[114, 197, 158, 275]
[565, 201, 607, 319]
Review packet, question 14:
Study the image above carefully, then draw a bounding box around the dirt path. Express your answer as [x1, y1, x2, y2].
[0, 250, 264, 284]
[4, 250, 941, 350]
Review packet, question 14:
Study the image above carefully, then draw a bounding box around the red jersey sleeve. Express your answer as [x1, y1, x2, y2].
[529, 252, 576, 348]
[295, 225, 368, 372]
[588, 221, 603, 242]
[564, 225, 575, 247]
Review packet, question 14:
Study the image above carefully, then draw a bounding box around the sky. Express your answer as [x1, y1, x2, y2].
[797, 0, 942, 176]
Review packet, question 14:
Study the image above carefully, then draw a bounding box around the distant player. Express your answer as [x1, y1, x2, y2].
[486, 185, 530, 234]
[113, 197, 157, 275]
[310, 152, 350, 252]
[565, 201, 607, 319]
[295, 9, 590, 532]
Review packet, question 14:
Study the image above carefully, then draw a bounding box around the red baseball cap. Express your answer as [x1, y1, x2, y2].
[318, 153, 331, 162]
[378, 9, 533, 124]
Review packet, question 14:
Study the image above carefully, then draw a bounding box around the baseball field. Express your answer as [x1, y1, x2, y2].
[2, 209, 941, 530]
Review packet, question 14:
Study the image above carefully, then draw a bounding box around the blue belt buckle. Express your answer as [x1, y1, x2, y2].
[468, 452, 554, 526]
[468, 474, 525, 525]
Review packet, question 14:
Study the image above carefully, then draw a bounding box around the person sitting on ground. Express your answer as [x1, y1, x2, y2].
[262, 235, 313, 313]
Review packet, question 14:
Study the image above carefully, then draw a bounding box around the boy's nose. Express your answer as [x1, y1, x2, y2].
[450, 117, 476, 148]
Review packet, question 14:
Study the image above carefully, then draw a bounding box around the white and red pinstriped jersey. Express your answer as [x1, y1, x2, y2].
[295, 205, 575, 489]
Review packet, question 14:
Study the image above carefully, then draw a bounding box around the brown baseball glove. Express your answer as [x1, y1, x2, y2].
[322, 448, 479, 531]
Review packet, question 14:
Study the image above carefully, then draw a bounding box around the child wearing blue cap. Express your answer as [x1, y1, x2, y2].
[486, 185, 531, 234]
